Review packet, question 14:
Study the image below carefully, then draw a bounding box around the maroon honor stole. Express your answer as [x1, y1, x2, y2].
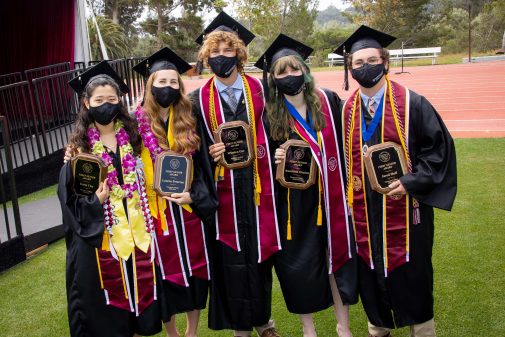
[136, 106, 210, 287]
[290, 89, 352, 273]
[96, 247, 156, 315]
[200, 74, 280, 262]
[342, 78, 415, 276]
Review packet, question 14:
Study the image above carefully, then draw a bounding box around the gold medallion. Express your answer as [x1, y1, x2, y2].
[352, 176, 362, 191]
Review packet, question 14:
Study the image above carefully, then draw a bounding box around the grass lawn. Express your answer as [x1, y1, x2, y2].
[0, 138, 504, 337]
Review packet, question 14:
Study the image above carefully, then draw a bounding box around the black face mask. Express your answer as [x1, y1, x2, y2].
[274, 75, 305, 96]
[350, 63, 386, 88]
[89, 102, 121, 126]
[208, 56, 237, 78]
[152, 86, 181, 108]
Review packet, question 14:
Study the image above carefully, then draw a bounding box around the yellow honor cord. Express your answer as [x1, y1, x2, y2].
[287, 188, 292, 240]
[385, 75, 411, 259]
[119, 258, 128, 299]
[316, 133, 323, 226]
[346, 92, 360, 206]
[209, 74, 260, 203]
[95, 249, 104, 289]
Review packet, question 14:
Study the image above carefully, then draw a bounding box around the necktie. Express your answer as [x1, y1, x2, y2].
[224, 86, 238, 112]
[368, 98, 377, 118]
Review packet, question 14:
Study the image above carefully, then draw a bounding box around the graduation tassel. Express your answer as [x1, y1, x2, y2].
[287, 188, 292, 240]
[214, 164, 224, 182]
[263, 56, 269, 101]
[317, 175, 323, 226]
[343, 49, 350, 91]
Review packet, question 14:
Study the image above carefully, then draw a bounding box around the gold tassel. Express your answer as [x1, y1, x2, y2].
[287, 188, 292, 240]
[101, 227, 110, 251]
[317, 175, 323, 226]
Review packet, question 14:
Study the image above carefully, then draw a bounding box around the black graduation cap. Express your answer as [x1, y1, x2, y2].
[133, 47, 192, 77]
[334, 25, 396, 90]
[194, 11, 255, 46]
[68, 61, 129, 94]
[254, 34, 314, 72]
[254, 34, 314, 101]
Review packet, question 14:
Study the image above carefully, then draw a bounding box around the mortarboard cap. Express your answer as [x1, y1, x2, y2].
[133, 47, 192, 77]
[68, 61, 129, 94]
[254, 34, 314, 101]
[334, 25, 396, 91]
[195, 11, 255, 46]
[334, 25, 396, 56]
[254, 34, 313, 72]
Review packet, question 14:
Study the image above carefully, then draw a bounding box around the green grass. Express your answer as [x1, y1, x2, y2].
[1, 138, 504, 337]
[4, 184, 57, 208]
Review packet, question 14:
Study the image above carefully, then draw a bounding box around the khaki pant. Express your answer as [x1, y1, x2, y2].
[368, 319, 436, 337]
[234, 319, 275, 337]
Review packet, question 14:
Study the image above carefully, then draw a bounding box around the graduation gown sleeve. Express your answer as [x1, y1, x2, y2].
[399, 92, 457, 211]
[57, 162, 105, 247]
[188, 107, 219, 225]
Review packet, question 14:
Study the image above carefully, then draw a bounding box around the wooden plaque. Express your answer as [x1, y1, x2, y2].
[276, 139, 317, 190]
[71, 153, 108, 197]
[154, 150, 193, 197]
[363, 141, 408, 194]
[214, 120, 255, 169]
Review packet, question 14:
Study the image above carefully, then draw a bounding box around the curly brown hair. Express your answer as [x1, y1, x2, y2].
[267, 55, 326, 141]
[68, 76, 142, 155]
[142, 71, 200, 154]
[197, 30, 248, 73]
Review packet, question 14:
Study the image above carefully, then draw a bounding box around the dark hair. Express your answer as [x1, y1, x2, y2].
[68, 76, 142, 155]
[346, 48, 390, 74]
[267, 55, 326, 141]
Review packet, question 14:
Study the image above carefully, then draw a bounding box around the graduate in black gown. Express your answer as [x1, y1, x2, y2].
[59, 62, 161, 337]
[132, 47, 218, 337]
[335, 26, 457, 337]
[190, 12, 281, 337]
[256, 34, 358, 337]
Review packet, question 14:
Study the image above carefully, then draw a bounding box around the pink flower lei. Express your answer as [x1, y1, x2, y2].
[135, 106, 163, 161]
[87, 120, 138, 199]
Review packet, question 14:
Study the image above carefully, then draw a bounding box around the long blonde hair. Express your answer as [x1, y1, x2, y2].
[143, 71, 200, 154]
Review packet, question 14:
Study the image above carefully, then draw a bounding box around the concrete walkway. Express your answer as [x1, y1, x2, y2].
[0, 194, 61, 242]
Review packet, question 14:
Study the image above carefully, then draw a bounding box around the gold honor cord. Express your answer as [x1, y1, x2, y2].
[347, 90, 373, 267]
[385, 75, 411, 260]
[209, 74, 262, 205]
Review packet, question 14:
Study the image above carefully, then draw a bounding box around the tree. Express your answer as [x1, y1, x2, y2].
[233, 0, 318, 59]
[87, 16, 130, 60]
[140, 0, 213, 60]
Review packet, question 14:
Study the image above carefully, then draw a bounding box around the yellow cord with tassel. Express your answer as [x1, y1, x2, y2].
[287, 188, 292, 240]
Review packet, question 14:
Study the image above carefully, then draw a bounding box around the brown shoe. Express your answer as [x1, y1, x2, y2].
[367, 333, 391, 337]
[261, 327, 281, 337]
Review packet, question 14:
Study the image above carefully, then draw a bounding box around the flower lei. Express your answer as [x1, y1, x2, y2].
[87, 120, 154, 235]
[87, 120, 138, 199]
[135, 106, 163, 160]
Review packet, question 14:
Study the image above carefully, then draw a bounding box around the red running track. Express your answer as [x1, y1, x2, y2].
[183, 61, 505, 138]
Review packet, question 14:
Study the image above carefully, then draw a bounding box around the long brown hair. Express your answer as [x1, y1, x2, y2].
[267, 55, 326, 141]
[68, 76, 142, 155]
[143, 71, 200, 154]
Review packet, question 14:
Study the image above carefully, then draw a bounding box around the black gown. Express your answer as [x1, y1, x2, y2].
[58, 147, 162, 337]
[349, 90, 457, 328]
[270, 89, 358, 314]
[156, 117, 218, 322]
[190, 89, 274, 331]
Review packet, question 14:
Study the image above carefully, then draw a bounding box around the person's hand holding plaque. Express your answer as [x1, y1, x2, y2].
[209, 142, 226, 162]
[71, 153, 108, 197]
[363, 141, 408, 194]
[95, 178, 110, 203]
[154, 151, 193, 197]
[162, 192, 193, 206]
[214, 121, 255, 169]
[276, 140, 316, 190]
